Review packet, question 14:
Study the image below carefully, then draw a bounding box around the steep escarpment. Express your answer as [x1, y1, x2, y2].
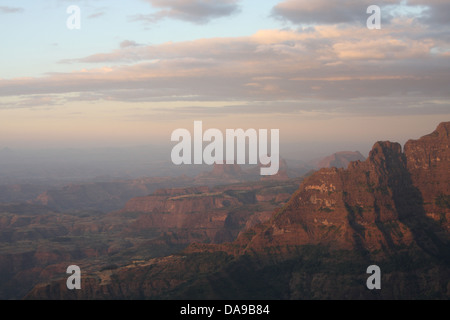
[2, 178, 300, 299]
[116, 180, 301, 244]
[228, 123, 449, 259]
[231, 139, 447, 262]
[25, 122, 450, 300]
[404, 122, 450, 232]
[168, 123, 450, 299]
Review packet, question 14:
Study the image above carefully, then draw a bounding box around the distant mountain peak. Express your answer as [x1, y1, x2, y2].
[313, 150, 366, 169]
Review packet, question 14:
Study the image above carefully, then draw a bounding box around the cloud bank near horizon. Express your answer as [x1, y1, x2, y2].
[0, 0, 448, 148]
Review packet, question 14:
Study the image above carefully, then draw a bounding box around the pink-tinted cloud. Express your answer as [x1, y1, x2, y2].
[1, 22, 449, 117]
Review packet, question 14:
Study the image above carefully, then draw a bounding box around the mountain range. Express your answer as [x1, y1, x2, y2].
[0, 122, 448, 299]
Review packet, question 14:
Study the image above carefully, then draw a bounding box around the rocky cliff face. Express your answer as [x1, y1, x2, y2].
[1, 178, 301, 299]
[236, 138, 448, 257]
[25, 122, 450, 300]
[218, 123, 448, 260]
[404, 122, 450, 231]
[117, 180, 300, 244]
[121, 186, 238, 215]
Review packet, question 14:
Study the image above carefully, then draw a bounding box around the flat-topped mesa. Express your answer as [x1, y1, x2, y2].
[316, 151, 366, 169]
[121, 188, 239, 215]
[153, 186, 210, 196]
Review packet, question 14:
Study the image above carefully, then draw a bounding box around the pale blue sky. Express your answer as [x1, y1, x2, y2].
[0, 0, 448, 151]
[1, 0, 284, 78]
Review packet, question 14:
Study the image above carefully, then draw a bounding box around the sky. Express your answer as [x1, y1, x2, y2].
[0, 0, 449, 159]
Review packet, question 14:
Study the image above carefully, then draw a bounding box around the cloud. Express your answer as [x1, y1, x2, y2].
[135, 0, 241, 24]
[271, 0, 398, 25]
[0, 95, 60, 109]
[271, 0, 450, 27]
[408, 0, 450, 25]
[119, 40, 141, 49]
[87, 12, 106, 19]
[0, 6, 24, 14]
[1, 20, 449, 116]
[145, 98, 450, 120]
